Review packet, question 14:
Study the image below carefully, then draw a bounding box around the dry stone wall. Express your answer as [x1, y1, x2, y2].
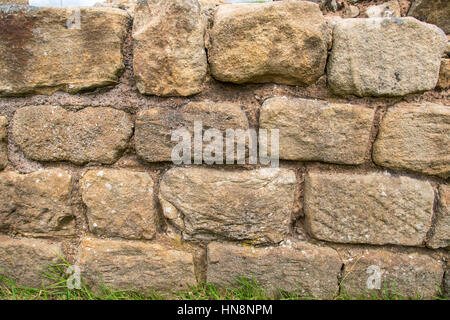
[0, 0, 449, 299]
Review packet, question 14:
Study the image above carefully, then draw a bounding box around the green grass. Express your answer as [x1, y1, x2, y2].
[0, 259, 447, 300]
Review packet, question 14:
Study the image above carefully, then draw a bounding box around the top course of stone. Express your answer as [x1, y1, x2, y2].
[0, 0, 447, 97]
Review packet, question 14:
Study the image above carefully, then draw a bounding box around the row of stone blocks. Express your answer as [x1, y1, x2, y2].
[0, 234, 447, 299]
[0, 1, 447, 97]
[1, 98, 448, 177]
[0, 165, 448, 298]
[0, 167, 448, 247]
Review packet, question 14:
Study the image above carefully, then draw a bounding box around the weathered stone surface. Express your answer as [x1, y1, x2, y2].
[208, 1, 329, 86]
[132, 0, 207, 96]
[438, 59, 450, 89]
[0, 236, 62, 287]
[207, 241, 342, 298]
[0, 115, 7, 170]
[304, 171, 434, 246]
[373, 103, 450, 178]
[0, 6, 129, 96]
[79, 237, 196, 292]
[428, 185, 450, 249]
[327, 18, 447, 97]
[259, 97, 374, 165]
[80, 169, 157, 240]
[408, 0, 450, 34]
[13, 106, 133, 165]
[159, 168, 296, 244]
[135, 102, 249, 163]
[343, 5, 359, 18]
[339, 247, 444, 299]
[364, 0, 401, 18]
[0, 169, 75, 237]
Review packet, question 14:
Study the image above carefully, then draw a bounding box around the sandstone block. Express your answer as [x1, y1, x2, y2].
[13, 106, 133, 165]
[327, 18, 447, 97]
[79, 237, 196, 292]
[373, 103, 450, 178]
[259, 97, 374, 165]
[208, 1, 329, 86]
[0, 236, 63, 287]
[135, 102, 249, 163]
[339, 247, 444, 299]
[304, 171, 435, 246]
[0, 115, 7, 170]
[80, 169, 157, 240]
[0, 6, 129, 96]
[408, 0, 450, 34]
[132, 0, 207, 96]
[207, 241, 342, 298]
[0, 169, 75, 237]
[427, 185, 450, 249]
[159, 168, 296, 244]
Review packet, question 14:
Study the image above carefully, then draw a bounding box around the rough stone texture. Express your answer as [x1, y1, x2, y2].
[0, 6, 129, 96]
[80, 169, 157, 240]
[0, 236, 62, 287]
[159, 168, 296, 244]
[207, 241, 342, 298]
[327, 17, 447, 97]
[373, 103, 450, 178]
[0, 115, 7, 169]
[208, 1, 329, 86]
[0, 169, 75, 237]
[259, 97, 374, 165]
[364, 0, 401, 18]
[132, 0, 207, 96]
[343, 5, 359, 19]
[79, 237, 196, 292]
[408, 0, 450, 34]
[438, 59, 450, 89]
[339, 247, 444, 299]
[135, 101, 249, 163]
[428, 185, 450, 249]
[304, 171, 435, 246]
[13, 106, 133, 165]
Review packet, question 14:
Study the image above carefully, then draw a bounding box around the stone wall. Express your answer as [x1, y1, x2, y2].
[0, 0, 448, 299]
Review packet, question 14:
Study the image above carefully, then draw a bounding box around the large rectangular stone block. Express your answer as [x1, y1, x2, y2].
[132, 0, 207, 96]
[159, 168, 296, 244]
[80, 169, 157, 240]
[135, 102, 249, 163]
[259, 97, 374, 165]
[207, 242, 342, 298]
[339, 247, 444, 299]
[0, 169, 75, 237]
[78, 237, 197, 292]
[12, 106, 133, 165]
[208, 1, 329, 86]
[0, 6, 129, 96]
[373, 103, 450, 178]
[304, 171, 435, 246]
[327, 17, 447, 97]
[0, 236, 63, 287]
